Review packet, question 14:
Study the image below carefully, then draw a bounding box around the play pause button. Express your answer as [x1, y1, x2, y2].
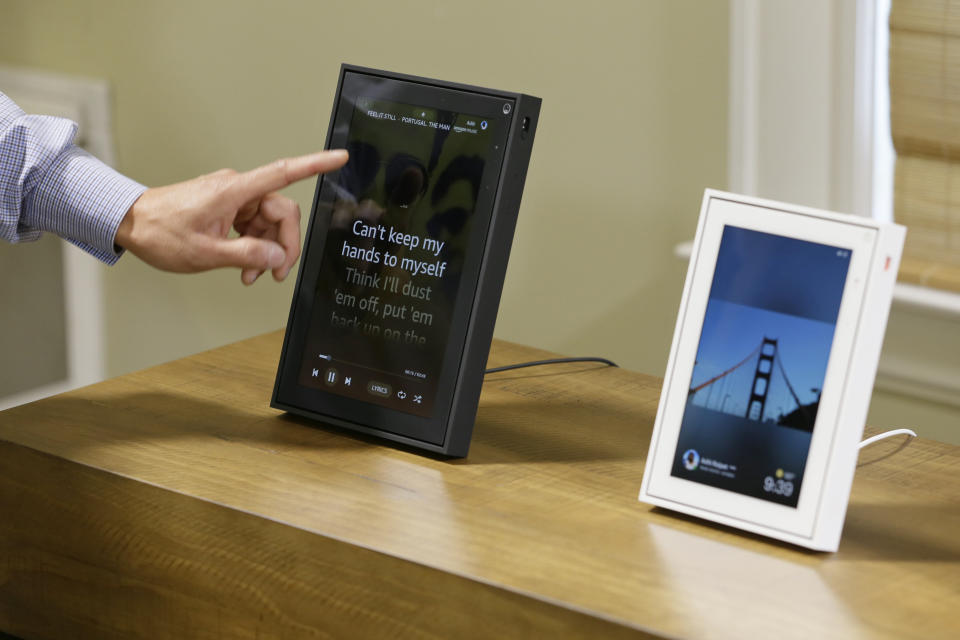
[324, 368, 338, 386]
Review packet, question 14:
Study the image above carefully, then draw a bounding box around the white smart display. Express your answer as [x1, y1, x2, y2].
[639, 190, 905, 551]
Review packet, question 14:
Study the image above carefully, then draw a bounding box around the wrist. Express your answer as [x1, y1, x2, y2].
[114, 190, 146, 251]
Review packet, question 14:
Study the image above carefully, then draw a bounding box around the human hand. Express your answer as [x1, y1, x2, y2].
[115, 149, 348, 284]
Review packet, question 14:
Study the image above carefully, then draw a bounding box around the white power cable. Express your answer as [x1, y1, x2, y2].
[859, 428, 918, 449]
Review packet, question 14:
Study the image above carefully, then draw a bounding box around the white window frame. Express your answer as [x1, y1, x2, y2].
[726, 1, 960, 415]
[0, 66, 112, 409]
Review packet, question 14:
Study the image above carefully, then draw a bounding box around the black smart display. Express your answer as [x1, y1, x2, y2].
[272, 65, 540, 456]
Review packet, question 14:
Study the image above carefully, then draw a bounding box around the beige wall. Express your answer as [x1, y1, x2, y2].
[0, 0, 728, 379]
[0, 236, 66, 396]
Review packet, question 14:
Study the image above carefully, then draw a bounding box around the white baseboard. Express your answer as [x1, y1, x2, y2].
[875, 359, 960, 409]
[0, 379, 79, 412]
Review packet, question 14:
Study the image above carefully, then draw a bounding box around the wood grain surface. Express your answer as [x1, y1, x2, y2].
[1, 332, 958, 639]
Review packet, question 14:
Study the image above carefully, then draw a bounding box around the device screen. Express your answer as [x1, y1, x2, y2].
[671, 226, 851, 507]
[295, 96, 496, 418]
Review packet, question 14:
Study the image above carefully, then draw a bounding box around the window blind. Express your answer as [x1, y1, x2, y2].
[890, 0, 960, 291]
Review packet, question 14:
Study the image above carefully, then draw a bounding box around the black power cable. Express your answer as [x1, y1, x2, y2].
[484, 356, 618, 375]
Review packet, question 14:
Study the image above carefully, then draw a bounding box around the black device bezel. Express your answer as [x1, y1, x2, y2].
[271, 65, 540, 456]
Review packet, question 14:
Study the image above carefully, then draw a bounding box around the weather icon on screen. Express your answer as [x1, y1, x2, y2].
[682, 449, 700, 471]
[480, 120, 488, 130]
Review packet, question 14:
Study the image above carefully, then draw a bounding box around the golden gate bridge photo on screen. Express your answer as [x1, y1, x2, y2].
[688, 335, 821, 432]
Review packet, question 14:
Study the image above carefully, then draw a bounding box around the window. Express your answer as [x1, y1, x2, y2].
[889, 0, 960, 293]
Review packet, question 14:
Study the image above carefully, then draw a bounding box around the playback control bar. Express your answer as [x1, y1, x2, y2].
[302, 356, 428, 414]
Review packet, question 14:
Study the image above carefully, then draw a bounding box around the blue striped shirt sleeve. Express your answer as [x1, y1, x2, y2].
[0, 91, 146, 264]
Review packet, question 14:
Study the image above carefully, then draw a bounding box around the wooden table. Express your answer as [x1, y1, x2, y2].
[1, 332, 958, 639]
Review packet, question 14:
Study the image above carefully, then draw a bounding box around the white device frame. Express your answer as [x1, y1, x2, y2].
[639, 189, 904, 551]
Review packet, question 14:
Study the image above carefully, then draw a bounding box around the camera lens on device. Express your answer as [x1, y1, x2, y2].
[502, 103, 512, 115]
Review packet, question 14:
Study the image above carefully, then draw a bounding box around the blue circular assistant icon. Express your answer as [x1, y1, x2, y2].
[682, 449, 700, 471]
[480, 120, 488, 130]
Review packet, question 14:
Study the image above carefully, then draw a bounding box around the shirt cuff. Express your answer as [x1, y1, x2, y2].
[27, 146, 147, 265]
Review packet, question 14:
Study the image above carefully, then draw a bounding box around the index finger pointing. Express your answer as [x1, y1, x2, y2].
[233, 149, 349, 202]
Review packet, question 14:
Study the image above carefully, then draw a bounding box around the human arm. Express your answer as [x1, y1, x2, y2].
[1, 91, 348, 281]
[0, 91, 146, 263]
[114, 149, 348, 284]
